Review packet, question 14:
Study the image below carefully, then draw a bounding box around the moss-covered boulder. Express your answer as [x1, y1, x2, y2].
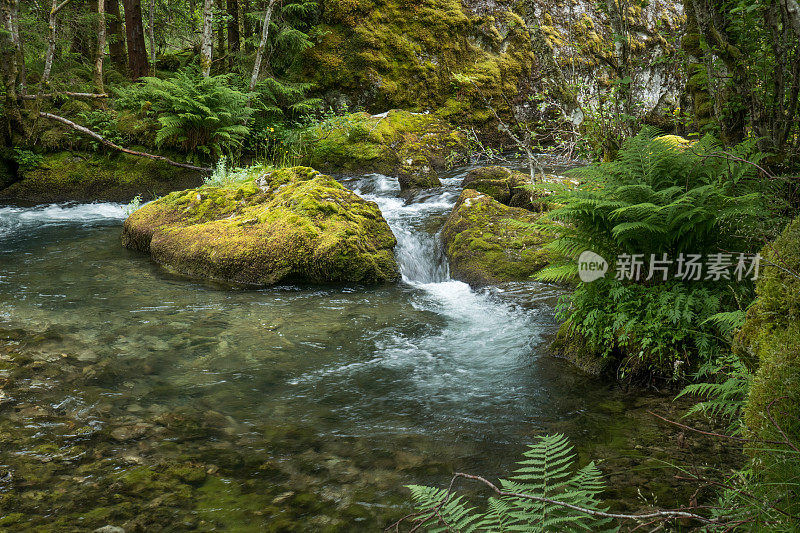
[0, 152, 202, 204]
[736, 216, 800, 507]
[462, 166, 544, 210]
[441, 189, 550, 285]
[301, 110, 467, 189]
[121, 167, 399, 286]
[462, 166, 580, 212]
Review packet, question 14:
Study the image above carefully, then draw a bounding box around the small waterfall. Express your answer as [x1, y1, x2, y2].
[351, 175, 455, 285]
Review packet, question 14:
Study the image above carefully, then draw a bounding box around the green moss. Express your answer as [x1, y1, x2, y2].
[303, 2, 534, 122]
[441, 189, 551, 285]
[0, 152, 203, 203]
[301, 110, 466, 188]
[122, 166, 399, 286]
[737, 216, 800, 513]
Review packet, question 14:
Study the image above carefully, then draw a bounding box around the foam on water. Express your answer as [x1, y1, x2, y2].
[0, 203, 127, 238]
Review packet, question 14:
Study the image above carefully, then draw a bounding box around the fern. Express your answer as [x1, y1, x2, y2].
[534, 128, 780, 377]
[115, 68, 254, 160]
[407, 434, 618, 532]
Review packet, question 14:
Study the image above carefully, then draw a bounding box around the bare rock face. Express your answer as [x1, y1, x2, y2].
[122, 167, 399, 286]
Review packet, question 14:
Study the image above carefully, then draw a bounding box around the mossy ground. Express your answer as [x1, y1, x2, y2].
[0, 151, 202, 204]
[122, 166, 399, 286]
[441, 189, 550, 285]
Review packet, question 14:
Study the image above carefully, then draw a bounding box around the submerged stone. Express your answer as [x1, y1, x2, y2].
[121, 166, 400, 286]
[441, 189, 550, 285]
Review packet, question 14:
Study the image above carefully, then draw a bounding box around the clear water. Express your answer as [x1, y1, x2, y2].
[0, 170, 737, 531]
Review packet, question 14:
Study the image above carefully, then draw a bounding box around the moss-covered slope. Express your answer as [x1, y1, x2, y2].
[736, 216, 800, 507]
[0, 152, 202, 204]
[441, 188, 550, 285]
[301, 110, 467, 188]
[122, 167, 399, 285]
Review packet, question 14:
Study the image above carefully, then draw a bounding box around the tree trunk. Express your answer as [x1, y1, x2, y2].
[216, 0, 225, 61]
[122, 0, 149, 79]
[0, 0, 26, 141]
[105, 0, 127, 71]
[148, 0, 155, 73]
[242, 0, 252, 52]
[94, 0, 106, 93]
[249, 0, 277, 92]
[200, 0, 213, 76]
[8, 0, 24, 94]
[782, 0, 800, 41]
[42, 0, 63, 88]
[227, 0, 240, 63]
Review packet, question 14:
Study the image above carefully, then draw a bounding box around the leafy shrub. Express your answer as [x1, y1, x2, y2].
[407, 434, 617, 532]
[538, 128, 781, 377]
[115, 69, 253, 160]
[12, 149, 44, 171]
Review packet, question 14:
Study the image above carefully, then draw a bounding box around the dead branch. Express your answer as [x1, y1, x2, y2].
[452, 473, 717, 523]
[647, 410, 790, 447]
[22, 92, 108, 100]
[39, 112, 212, 172]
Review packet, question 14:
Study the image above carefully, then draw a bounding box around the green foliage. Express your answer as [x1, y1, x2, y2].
[677, 350, 750, 434]
[203, 156, 262, 187]
[12, 149, 44, 171]
[407, 434, 618, 532]
[115, 69, 253, 160]
[537, 128, 778, 376]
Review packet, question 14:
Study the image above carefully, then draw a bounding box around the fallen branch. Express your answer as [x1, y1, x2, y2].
[449, 472, 718, 524]
[23, 92, 108, 100]
[39, 112, 212, 172]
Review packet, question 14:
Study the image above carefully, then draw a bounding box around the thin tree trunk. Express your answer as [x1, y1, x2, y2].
[105, 0, 126, 71]
[148, 0, 155, 73]
[242, 0, 252, 52]
[42, 0, 70, 88]
[94, 0, 106, 93]
[234, 0, 243, 53]
[1, 0, 26, 141]
[200, 0, 213, 76]
[8, 0, 24, 94]
[216, 0, 225, 60]
[226, 0, 239, 68]
[249, 0, 277, 92]
[122, 0, 149, 79]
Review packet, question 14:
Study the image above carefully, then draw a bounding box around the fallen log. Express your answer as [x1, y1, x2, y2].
[23, 92, 109, 100]
[39, 112, 213, 173]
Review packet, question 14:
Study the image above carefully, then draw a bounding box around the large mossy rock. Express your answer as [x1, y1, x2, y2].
[302, 110, 467, 189]
[441, 189, 550, 285]
[121, 167, 399, 286]
[736, 216, 800, 504]
[0, 152, 202, 204]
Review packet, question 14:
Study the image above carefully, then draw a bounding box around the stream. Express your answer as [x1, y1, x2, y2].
[0, 169, 738, 531]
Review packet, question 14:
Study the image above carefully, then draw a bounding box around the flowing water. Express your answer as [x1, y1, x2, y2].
[0, 170, 738, 531]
